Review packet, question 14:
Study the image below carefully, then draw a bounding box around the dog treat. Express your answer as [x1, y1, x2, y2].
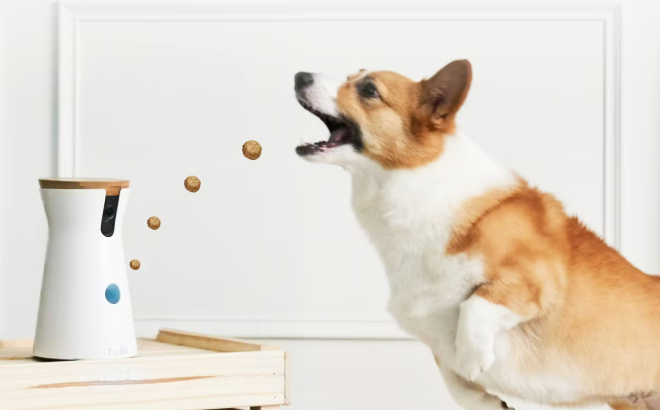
[129, 259, 140, 270]
[147, 216, 161, 230]
[242, 140, 262, 160]
[184, 176, 201, 192]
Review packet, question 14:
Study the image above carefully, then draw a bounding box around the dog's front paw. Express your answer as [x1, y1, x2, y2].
[454, 342, 495, 381]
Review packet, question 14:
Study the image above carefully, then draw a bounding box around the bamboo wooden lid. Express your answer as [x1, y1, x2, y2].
[39, 178, 129, 196]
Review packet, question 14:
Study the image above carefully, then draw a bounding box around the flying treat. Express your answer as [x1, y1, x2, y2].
[242, 140, 262, 160]
[147, 216, 161, 230]
[129, 259, 140, 270]
[185, 175, 201, 192]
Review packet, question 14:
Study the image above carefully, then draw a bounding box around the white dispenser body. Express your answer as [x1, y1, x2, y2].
[34, 186, 137, 360]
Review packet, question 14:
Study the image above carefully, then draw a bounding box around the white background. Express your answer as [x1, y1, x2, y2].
[3, 1, 660, 409]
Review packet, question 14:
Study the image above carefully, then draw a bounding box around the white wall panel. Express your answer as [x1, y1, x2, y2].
[59, 4, 617, 338]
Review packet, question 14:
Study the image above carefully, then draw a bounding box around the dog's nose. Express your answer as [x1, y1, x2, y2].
[294, 72, 314, 90]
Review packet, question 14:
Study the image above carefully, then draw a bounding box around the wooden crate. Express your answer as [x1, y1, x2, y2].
[0, 329, 290, 410]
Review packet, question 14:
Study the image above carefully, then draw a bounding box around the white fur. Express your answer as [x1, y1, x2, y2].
[440, 365, 505, 410]
[343, 137, 593, 406]
[298, 73, 343, 117]
[296, 74, 598, 408]
[344, 134, 518, 366]
[455, 296, 524, 381]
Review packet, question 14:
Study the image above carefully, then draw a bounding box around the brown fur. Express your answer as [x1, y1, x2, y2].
[610, 402, 648, 410]
[447, 180, 660, 406]
[335, 60, 660, 408]
[338, 60, 471, 169]
[448, 182, 570, 317]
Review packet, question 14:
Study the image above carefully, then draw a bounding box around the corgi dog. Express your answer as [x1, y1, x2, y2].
[293, 60, 660, 410]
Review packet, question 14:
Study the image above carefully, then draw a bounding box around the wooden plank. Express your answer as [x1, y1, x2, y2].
[0, 339, 211, 364]
[0, 339, 33, 348]
[0, 331, 288, 409]
[136, 339, 211, 357]
[0, 339, 213, 365]
[0, 350, 285, 410]
[0, 394, 285, 410]
[284, 352, 291, 405]
[0, 341, 34, 366]
[0, 348, 32, 360]
[156, 328, 279, 353]
[0, 354, 33, 366]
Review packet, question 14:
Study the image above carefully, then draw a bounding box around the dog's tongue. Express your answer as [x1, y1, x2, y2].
[329, 126, 351, 144]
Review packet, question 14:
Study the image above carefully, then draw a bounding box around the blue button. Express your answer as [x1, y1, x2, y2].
[105, 284, 121, 304]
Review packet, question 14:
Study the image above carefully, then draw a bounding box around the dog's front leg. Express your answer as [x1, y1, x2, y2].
[453, 248, 562, 383]
[454, 294, 526, 381]
[438, 362, 509, 410]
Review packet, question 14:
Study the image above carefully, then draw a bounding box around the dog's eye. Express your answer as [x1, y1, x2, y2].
[358, 82, 380, 99]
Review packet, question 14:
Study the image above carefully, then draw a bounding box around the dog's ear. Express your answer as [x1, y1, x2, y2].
[418, 60, 472, 126]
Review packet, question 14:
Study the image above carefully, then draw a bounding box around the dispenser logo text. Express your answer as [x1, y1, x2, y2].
[108, 346, 128, 356]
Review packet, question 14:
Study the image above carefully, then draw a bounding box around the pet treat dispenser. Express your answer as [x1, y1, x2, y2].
[34, 178, 138, 360]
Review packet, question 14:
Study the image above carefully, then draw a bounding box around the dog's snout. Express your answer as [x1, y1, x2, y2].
[294, 72, 314, 91]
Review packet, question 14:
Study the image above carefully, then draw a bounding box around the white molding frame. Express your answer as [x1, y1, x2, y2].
[58, 3, 621, 339]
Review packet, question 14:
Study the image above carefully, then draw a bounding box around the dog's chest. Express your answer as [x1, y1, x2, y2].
[352, 181, 484, 352]
[386, 251, 483, 352]
[352, 189, 584, 403]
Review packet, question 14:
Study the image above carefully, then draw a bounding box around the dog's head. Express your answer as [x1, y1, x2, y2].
[294, 60, 472, 169]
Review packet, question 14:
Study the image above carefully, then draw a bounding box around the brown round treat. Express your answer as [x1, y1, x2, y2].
[147, 216, 161, 230]
[184, 175, 201, 192]
[129, 259, 140, 270]
[242, 140, 262, 160]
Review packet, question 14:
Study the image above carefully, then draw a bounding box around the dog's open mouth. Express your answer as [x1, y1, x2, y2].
[296, 99, 354, 156]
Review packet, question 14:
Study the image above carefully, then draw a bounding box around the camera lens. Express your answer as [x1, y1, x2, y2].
[100, 195, 120, 237]
[105, 205, 115, 217]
